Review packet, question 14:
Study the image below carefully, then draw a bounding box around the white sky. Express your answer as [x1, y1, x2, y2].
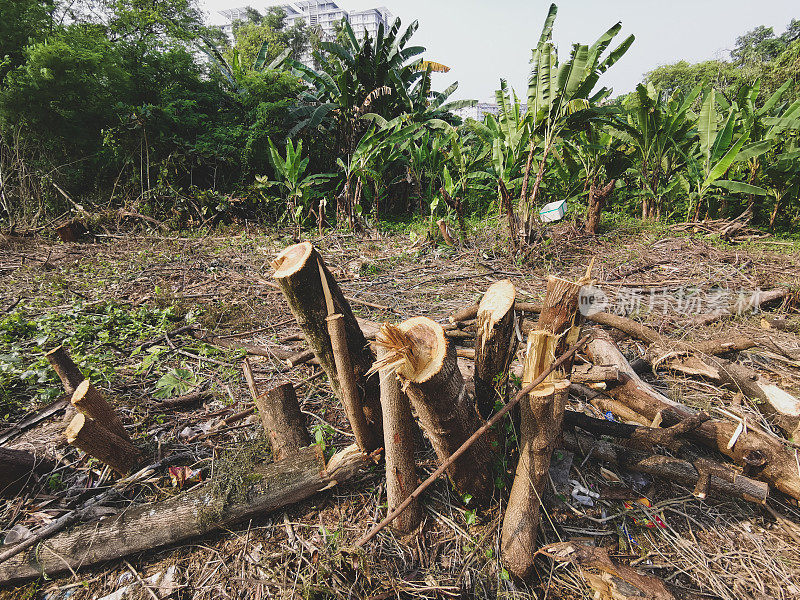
[199, 0, 799, 101]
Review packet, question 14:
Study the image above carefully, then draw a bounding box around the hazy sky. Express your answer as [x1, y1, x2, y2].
[199, 0, 798, 101]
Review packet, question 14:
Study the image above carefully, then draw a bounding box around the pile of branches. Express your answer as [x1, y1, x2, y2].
[2, 241, 799, 599]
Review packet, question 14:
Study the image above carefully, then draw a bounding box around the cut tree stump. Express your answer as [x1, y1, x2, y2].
[586, 330, 800, 500]
[272, 242, 381, 450]
[65, 413, 140, 475]
[474, 280, 517, 419]
[45, 346, 84, 397]
[0, 448, 53, 497]
[373, 318, 494, 504]
[71, 380, 130, 442]
[377, 345, 421, 535]
[254, 382, 311, 461]
[0, 444, 372, 585]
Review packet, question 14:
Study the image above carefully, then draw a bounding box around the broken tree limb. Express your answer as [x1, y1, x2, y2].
[586, 331, 800, 500]
[45, 346, 85, 397]
[357, 333, 592, 548]
[0, 448, 53, 497]
[328, 314, 379, 452]
[272, 242, 381, 448]
[373, 318, 494, 503]
[0, 444, 374, 585]
[377, 345, 421, 535]
[571, 364, 621, 384]
[654, 352, 800, 440]
[587, 311, 756, 356]
[65, 413, 140, 475]
[254, 382, 311, 461]
[690, 288, 790, 326]
[71, 380, 130, 442]
[474, 280, 517, 419]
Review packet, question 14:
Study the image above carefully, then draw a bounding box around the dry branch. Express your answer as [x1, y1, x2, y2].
[0, 445, 373, 585]
[45, 345, 85, 397]
[449, 301, 542, 324]
[690, 288, 789, 326]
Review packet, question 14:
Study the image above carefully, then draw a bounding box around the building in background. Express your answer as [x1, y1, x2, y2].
[219, 2, 392, 53]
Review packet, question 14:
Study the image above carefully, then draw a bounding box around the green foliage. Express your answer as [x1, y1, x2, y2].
[0, 302, 177, 417]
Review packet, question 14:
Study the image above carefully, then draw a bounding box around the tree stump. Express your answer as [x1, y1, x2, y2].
[474, 280, 517, 419]
[272, 242, 382, 450]
[374, 318, 494, 504]
[71, 380, 130, 442]
[255, 382, 312, 461]
[66, 413, 140, 475]
[45, 346, 84, 397]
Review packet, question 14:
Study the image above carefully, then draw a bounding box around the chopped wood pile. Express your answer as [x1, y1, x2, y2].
[2, 239, 800, 599]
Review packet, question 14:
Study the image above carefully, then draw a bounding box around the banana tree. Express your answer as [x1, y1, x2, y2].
[684, 88, 771, 221]
[518, 3, 634, 241]
[609, 83, 699, 219]
[256, 139, 335, 235]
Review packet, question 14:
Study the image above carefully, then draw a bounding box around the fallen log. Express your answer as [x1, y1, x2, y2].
[373, 318, 494, 504]
[563, 430, 767, 504]
[571, 364, 621, 384]
[690, 288, 789, 326]
[0, 448, 53, 497]
[66, 413, 140, 475]
[254, 382, 311, 461]
[761, 316, 800, 334]
[0, 444, 373, 585]
[273, 242, 381, 449]
[474, 280, 517, 418]
[586, 331, 800, 500]
[377, 345, 421, 535]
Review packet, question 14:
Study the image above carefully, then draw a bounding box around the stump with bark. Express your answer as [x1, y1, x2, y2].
[474, 279, 517, 419]
[66, 413, 140, 475]
[373, 318, 494, 504]
[45, 346, 85, 397]
[71, 380, 130, 442]
[254, 382, 311, 461]
[272, 242, 382, 450]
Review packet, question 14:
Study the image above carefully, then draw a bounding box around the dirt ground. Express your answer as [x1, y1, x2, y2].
[1, 220, 800, 599]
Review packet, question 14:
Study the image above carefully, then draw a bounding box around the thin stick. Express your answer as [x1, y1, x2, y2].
[356, 332, 592, 547]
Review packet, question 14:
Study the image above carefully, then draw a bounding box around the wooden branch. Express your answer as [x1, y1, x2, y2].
[563, 430, 768, 503]
[0, 448, 53, 497]
[357, 333, 592, 547]
[152, 389, 213, 410]
[690, 288, 789, 326]
[71, 380, 130, 441]
[374, 318, 494, 503]
[474, 280, 517, 418]
[0, 445, 374, 585]
[273, 242, 381, 444]
[377, 345, 421, 534]
[328, 314, 379, 452]
[586, 330, 800, 500]
[66, 413, 140, 475]
[254, 382, 311, 461]
[571, 364, 621, 384]
[45, 346, 84, 397]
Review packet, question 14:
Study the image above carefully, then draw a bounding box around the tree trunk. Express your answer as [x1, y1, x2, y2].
[377, 345, 421, 535]
[586, 331, 800, 500]
[65, 413, 140, 475]
[272, 242, 382, 451]
[498, 180, 519, 248]
[474, 280, 517, 419]
[70, 380, 130, 442]
[327, 313, 380, 452]
[769, 195, 782, 229]
[254, 382, 311, 461]
[0, 445, 372, 586]
[585, 178, 615, 235]
[374, 318, 494, 504]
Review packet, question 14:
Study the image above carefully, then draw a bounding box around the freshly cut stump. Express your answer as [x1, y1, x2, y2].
[66, 413, 140, 475]
[377, 345, 421, 534]
[273, 242, 381, 450]
[71, 380, 130, 441]
[375, 318, 494, 503]
[255, 382, 311, 461]
[474, 280, 517, 419]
